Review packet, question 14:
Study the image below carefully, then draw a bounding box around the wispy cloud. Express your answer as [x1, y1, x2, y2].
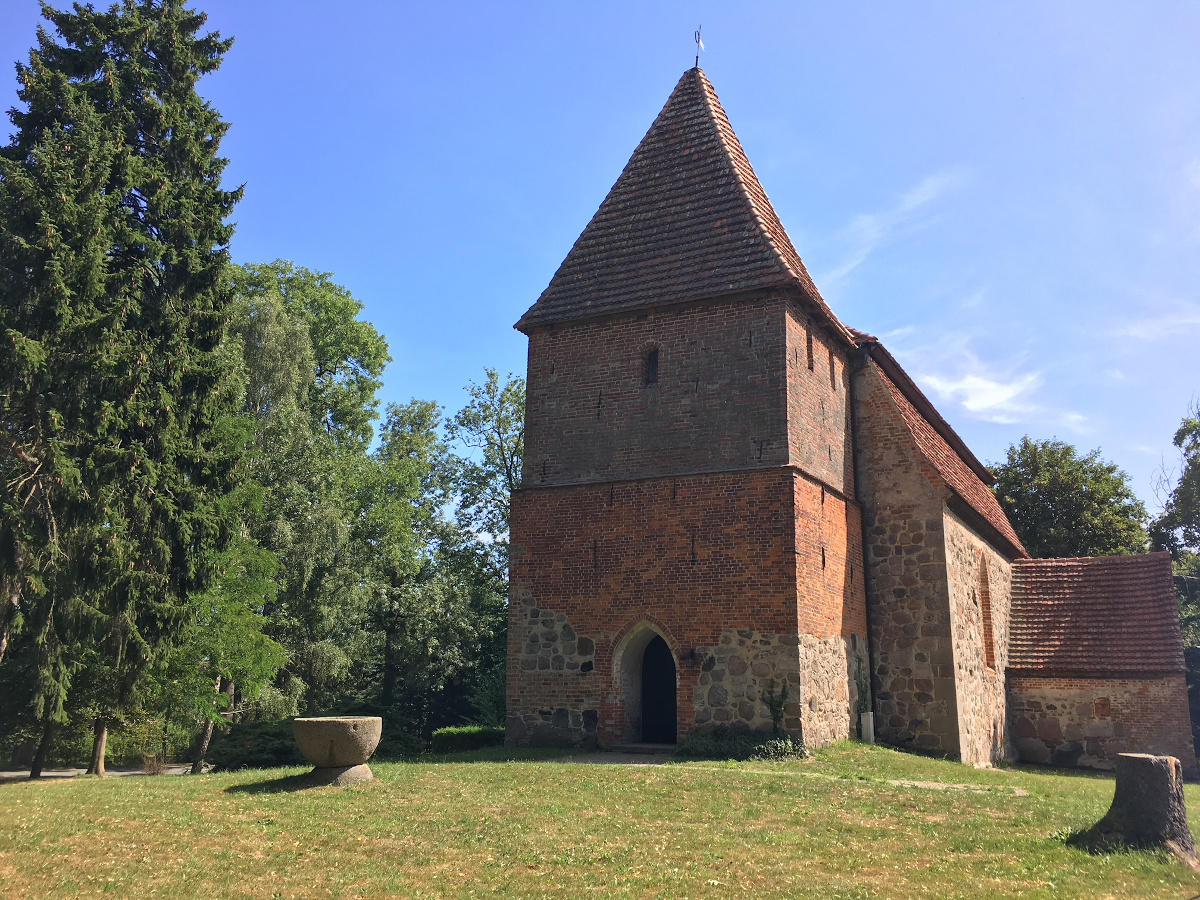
[819, 169, 968, 286]
[888, 332, 1086, 431]
[1116, 299, 1200, 341]
[921, 371, 1042, 424]
[1187, 157, 1200, 193]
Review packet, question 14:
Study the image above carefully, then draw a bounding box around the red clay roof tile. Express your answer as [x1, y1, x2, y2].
[1009, 552, 1185, 675]
[516, 68, 845, 337]
[877, 365, 1028, 558]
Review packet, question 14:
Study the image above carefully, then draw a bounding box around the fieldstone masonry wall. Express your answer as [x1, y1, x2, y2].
[693, 629, 800, 736]
[1008, 675, 1197, 777]
[943, 510, 1015, 766]
[505, 585, 602, 749]
[514, 600, 596, 677]
[853, 360, 961, 755]
[689, 629, 868, 745]
[800, 633, 871, 746]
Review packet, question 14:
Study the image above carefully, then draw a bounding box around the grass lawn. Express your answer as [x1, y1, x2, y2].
[2, 743, 1199, 899]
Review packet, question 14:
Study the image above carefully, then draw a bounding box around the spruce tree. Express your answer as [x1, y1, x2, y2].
[0, 0, 243, 775]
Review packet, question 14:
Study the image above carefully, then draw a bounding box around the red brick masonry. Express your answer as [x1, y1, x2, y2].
[506, 467, 867, 746]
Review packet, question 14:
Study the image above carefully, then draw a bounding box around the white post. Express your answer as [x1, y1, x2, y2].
[860, 711, 875, 744]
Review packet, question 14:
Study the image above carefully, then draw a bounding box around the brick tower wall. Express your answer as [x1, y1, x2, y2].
[508, 293, 867, 748]
[792, 474, 871, 745]
[784, 300, 855, 495]
[521, 294, 792, 489]
[784, 304, 871, 745]
[506, 469, 801, 747]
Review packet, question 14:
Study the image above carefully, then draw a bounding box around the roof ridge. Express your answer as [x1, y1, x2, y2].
[692, 69, 855, 345]
[693, 69, 799, 283]
[1015, 551, 1170, 565]
[515, 68, 851, 339]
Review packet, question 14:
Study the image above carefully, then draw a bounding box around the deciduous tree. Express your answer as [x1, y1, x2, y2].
[993, 437, 1149, 559]
[445, 370, 525, 583]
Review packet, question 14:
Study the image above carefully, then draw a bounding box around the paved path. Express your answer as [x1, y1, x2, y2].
[0, 764, 205, 782]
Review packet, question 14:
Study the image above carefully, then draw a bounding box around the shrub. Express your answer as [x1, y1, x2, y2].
[675, 726, 805, 761]
[206, 720, 307, 771]
[375, 728, 423, 761]
[748, 736, 805, 761]
[430, 725, 505, 753]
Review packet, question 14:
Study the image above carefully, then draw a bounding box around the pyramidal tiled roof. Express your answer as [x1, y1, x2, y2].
[1009, 553, 1185, 676]
[516, 68, 844, 335]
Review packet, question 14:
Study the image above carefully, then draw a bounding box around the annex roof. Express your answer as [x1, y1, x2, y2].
[1009, 552, 1185, 676]
[516, 68, 846, 338]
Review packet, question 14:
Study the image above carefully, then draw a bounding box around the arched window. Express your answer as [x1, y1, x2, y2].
[979, 552, 996, 671]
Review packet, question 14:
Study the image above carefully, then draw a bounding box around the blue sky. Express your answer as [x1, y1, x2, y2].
[3, 1, 1199, 510]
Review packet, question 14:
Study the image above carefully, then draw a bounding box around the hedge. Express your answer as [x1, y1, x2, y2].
[430, 725, 505, 753]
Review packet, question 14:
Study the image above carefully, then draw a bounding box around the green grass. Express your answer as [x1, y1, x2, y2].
[2, 743, 1199, 898]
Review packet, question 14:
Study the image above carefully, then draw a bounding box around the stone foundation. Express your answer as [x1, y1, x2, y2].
[693, 629, 801, 737]
[800, 633, 870, 747]
[1007, 674, 1197, 777]
[505, 595, 600, 748]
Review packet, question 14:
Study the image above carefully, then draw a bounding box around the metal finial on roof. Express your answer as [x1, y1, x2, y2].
[694, 26, 704, 68]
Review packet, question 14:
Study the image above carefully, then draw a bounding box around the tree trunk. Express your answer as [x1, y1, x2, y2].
[189, 674, 224, 774]
[86, 717, 108, 777]
[191, 719, 215, 774]
[1078, 753, 1198, 865]
[0, 551, 21, 666]
[0, 582, 12, 666]
[382, 626, 396, 707]
[29, 719, 54, 779]
[217, 677, 235, 736]
[305, 656, 318, 716]
[160, 718, 169, 764]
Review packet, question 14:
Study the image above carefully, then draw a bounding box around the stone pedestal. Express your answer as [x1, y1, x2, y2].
[292, 716, 382, 787]
[1078, 753, 1197, 865]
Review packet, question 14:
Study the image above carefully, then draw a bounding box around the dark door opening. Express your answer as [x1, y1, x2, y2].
[641, 635, 677, 744]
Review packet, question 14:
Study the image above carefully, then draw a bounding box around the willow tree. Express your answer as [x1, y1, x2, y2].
[0, 0, 244, 776]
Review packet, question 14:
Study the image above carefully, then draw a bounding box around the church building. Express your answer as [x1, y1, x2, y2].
[504, 67, 1194, 772]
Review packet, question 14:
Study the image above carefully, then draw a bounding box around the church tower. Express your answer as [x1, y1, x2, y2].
[505, 68, 870, 748]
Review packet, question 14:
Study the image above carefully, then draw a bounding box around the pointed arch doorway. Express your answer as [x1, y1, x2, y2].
[640, 636, 677, 744]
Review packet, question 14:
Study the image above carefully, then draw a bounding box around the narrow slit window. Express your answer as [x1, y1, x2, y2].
[644, 347, 659, 385]
[806, 329, 814, 371]
[829, 354, 837, 390]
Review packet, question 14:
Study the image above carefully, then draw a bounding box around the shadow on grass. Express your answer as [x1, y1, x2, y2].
[224, 771, 317, 794]
[218, 748, 572, 791]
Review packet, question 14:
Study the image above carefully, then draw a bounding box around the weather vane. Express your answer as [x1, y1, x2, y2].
[694, 25, 704, 68]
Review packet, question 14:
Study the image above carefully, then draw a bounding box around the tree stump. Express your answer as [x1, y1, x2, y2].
[1077, 753, 1197, 865]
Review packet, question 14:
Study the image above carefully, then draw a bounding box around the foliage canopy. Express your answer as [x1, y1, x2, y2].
[993, 437, 1149, 559]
